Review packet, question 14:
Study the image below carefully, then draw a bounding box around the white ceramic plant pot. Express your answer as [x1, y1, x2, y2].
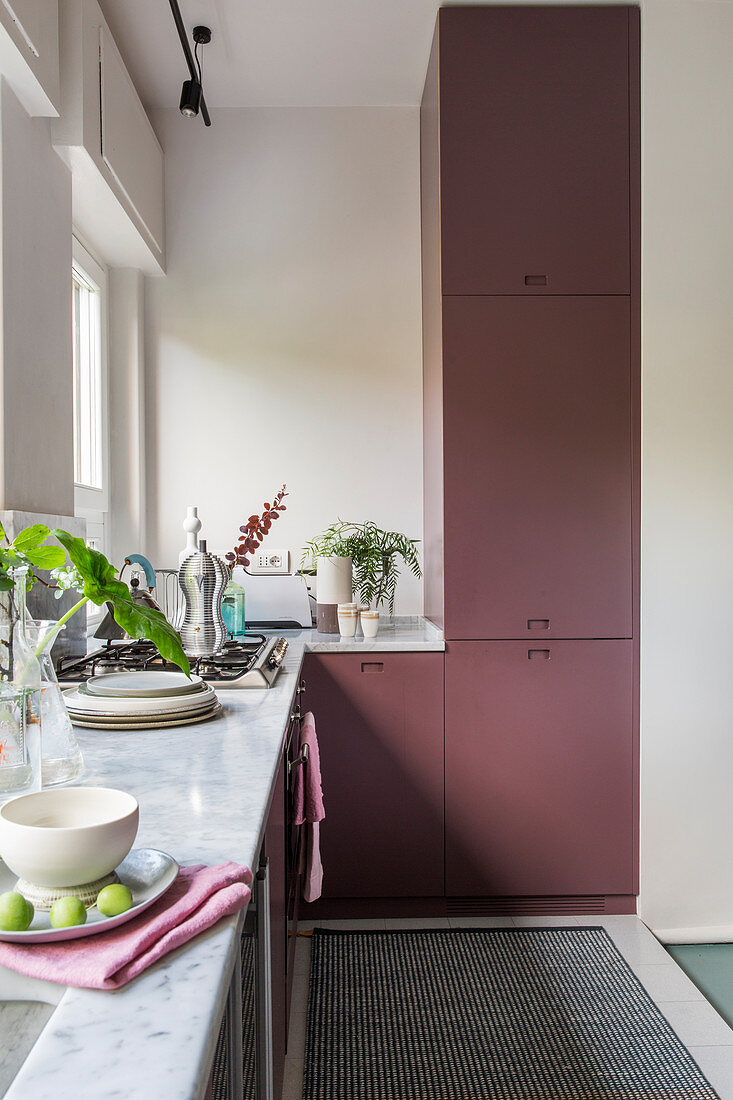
[316, 556, 353, 634]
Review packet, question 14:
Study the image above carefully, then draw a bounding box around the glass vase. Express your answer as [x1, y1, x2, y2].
[221, 577, 246, 638]
[0, 567, 42, 800]
[29, 620, 84, 787]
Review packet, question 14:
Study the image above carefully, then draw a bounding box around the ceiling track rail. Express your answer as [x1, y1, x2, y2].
[168, 0, 211, 126]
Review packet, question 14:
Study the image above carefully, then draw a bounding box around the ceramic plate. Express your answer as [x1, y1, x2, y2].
[65, 684, 216, 716]
[85, 672, 205, 699]
[69, 702, 223, 730]
[0, 848, 179, 943]
[66, 691, 218, 721]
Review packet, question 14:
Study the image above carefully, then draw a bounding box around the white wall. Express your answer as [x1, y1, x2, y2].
[144, 107, 424, 612]
[108, 267, 146, 562]
[639, 0, 733, 940]
[0, 78, 73, 516]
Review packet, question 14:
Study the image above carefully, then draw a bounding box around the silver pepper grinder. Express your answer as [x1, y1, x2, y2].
[178, 540, 228, 657]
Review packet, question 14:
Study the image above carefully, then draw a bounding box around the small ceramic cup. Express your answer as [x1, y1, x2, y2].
[337, 605, 358, 638]
[360, 610, 380, 639]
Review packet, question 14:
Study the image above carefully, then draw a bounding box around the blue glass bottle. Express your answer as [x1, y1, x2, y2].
[221, 577, 246, 638]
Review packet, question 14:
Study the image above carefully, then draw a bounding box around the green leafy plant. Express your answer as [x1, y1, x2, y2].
[0, 523, 189, 677]
[303, 520, 421, 616]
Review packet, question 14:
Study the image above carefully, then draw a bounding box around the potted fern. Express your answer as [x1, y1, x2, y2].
[303, 521, 422, 634]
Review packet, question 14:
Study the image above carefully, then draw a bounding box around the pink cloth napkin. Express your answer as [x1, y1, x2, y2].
[291, 711, 325, 902]
[0, 862, 252, 991]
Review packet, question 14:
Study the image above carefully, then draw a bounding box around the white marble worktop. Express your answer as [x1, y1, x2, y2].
[2, 619, 443, 1099]
[295, 615, 444, 652]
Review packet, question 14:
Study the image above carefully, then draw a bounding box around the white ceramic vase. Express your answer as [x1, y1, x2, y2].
[316, 556, 353, 633]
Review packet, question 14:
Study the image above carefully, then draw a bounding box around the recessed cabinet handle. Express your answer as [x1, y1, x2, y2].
[528, 649, 551, 660]
[361, 662, 384, 673]
[527, 619, 550, 630]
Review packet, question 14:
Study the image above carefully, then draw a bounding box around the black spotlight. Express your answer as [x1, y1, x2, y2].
[179, 78, 202, 117]
[179, 25, 211, 120]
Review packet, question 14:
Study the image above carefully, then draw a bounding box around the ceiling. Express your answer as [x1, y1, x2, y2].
[98, 0, 622, 111]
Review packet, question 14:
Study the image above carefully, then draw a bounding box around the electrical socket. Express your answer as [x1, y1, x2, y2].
[251, 549, 290, 574]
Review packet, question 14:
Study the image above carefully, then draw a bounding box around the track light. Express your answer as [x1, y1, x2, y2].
[179, 78, 202, 117]
[179, 26, 210, 120]
[169, 0, 212, 126]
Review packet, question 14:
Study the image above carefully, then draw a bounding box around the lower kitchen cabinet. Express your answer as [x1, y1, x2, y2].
[445, 640, 636, 899]
[302, 652, 445, 899]
[265, 755, 287, 1100]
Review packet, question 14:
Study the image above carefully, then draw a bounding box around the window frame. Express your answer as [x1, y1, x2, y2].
[72, 235, 110, 544]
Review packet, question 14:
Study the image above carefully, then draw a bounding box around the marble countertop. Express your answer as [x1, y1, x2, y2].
[2, 617, 443, 1099]
[285, 614, 444, 653]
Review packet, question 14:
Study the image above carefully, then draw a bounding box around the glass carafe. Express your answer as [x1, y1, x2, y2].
[0, 567, 42, 799]
[30, 620, 84, 787]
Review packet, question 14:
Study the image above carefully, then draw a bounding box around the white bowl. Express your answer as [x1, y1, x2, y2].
[0, 787, 139, 888]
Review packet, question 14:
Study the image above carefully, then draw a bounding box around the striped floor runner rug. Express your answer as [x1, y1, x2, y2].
[304, 927, 719, 1099]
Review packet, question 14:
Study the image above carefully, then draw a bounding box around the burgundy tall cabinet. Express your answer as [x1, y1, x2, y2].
[421, 6, 640, 911]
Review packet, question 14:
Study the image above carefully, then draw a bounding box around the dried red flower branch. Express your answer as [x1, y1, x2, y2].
[225, 485, 288, 569]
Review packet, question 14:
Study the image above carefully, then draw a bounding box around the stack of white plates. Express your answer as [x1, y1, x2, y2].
[64, 672, 222, 730]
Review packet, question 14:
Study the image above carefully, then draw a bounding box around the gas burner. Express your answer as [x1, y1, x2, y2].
[57, 634, 288, 689]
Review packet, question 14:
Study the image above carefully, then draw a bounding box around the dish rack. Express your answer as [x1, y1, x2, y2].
[153, 569, 184, 629]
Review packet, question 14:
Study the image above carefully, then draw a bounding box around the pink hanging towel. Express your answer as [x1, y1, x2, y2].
[292, 710, 325, 902]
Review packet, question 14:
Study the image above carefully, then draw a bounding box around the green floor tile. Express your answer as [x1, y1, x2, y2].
[668, 943, 733, 1028]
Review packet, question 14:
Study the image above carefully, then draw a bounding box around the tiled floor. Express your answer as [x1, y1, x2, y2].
[281, 915, 733, 1100]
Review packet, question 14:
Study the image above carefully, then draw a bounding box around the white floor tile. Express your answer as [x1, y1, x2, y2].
[511, 915, 581, 927]
[586, 915, 651, 935]
[319, 918, 386, 930]
[601, 929, 671, 965]
[384, 917, 452, 929]
[687, 1046, 733, 1100]
[295, 921, 320, 932]
[293, 937, 312, 975]
[658, 1000, 733, 1047]
[448, 916, 516, 928]
[630, 962, 705, 1003]
[281, 1056, 304, 1100]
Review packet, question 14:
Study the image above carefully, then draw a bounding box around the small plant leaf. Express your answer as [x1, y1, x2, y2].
[13, 524, 51, 552]
[24, 545, 67, 570]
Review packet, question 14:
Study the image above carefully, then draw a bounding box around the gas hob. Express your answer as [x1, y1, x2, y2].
[57, 634, 289, 689]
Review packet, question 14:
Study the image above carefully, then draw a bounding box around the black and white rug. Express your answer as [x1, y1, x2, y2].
[304, 927, 720, 1099]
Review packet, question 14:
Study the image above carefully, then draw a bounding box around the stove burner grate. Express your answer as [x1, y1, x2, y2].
[57, 634, 271, 684]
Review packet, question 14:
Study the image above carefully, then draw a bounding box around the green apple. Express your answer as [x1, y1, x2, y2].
[49, 896, 87, 928]
[96, 884, 133, 918]
[0, 891, 33, 931]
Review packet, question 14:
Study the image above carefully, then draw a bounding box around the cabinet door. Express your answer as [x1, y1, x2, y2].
[443, 295, 633, 641]
[439, 6, 634, 295]
[303, 653, 444, 898]
[445, 641, 635, 897]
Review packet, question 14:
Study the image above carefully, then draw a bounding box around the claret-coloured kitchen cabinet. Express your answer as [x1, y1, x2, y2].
[421, 4, 640, 907]
[441, 295, 634, 642]
[445, 640, 636, 904]
[301, 652, 444, 907]
[437, 5, 634, 297]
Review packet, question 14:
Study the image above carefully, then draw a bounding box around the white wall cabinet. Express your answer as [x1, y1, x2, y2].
[53, 0, 164, 273]
[0, 0, 60, 115]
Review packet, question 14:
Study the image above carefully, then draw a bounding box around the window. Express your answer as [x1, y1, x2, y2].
[72, 237, 109, 557]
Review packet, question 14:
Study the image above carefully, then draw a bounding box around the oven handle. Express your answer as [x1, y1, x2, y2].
[288, 742, 309, 776]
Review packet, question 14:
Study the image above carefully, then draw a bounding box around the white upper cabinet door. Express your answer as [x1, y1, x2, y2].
[99, 24, 164, 256]
[0, 0, 60, 114]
